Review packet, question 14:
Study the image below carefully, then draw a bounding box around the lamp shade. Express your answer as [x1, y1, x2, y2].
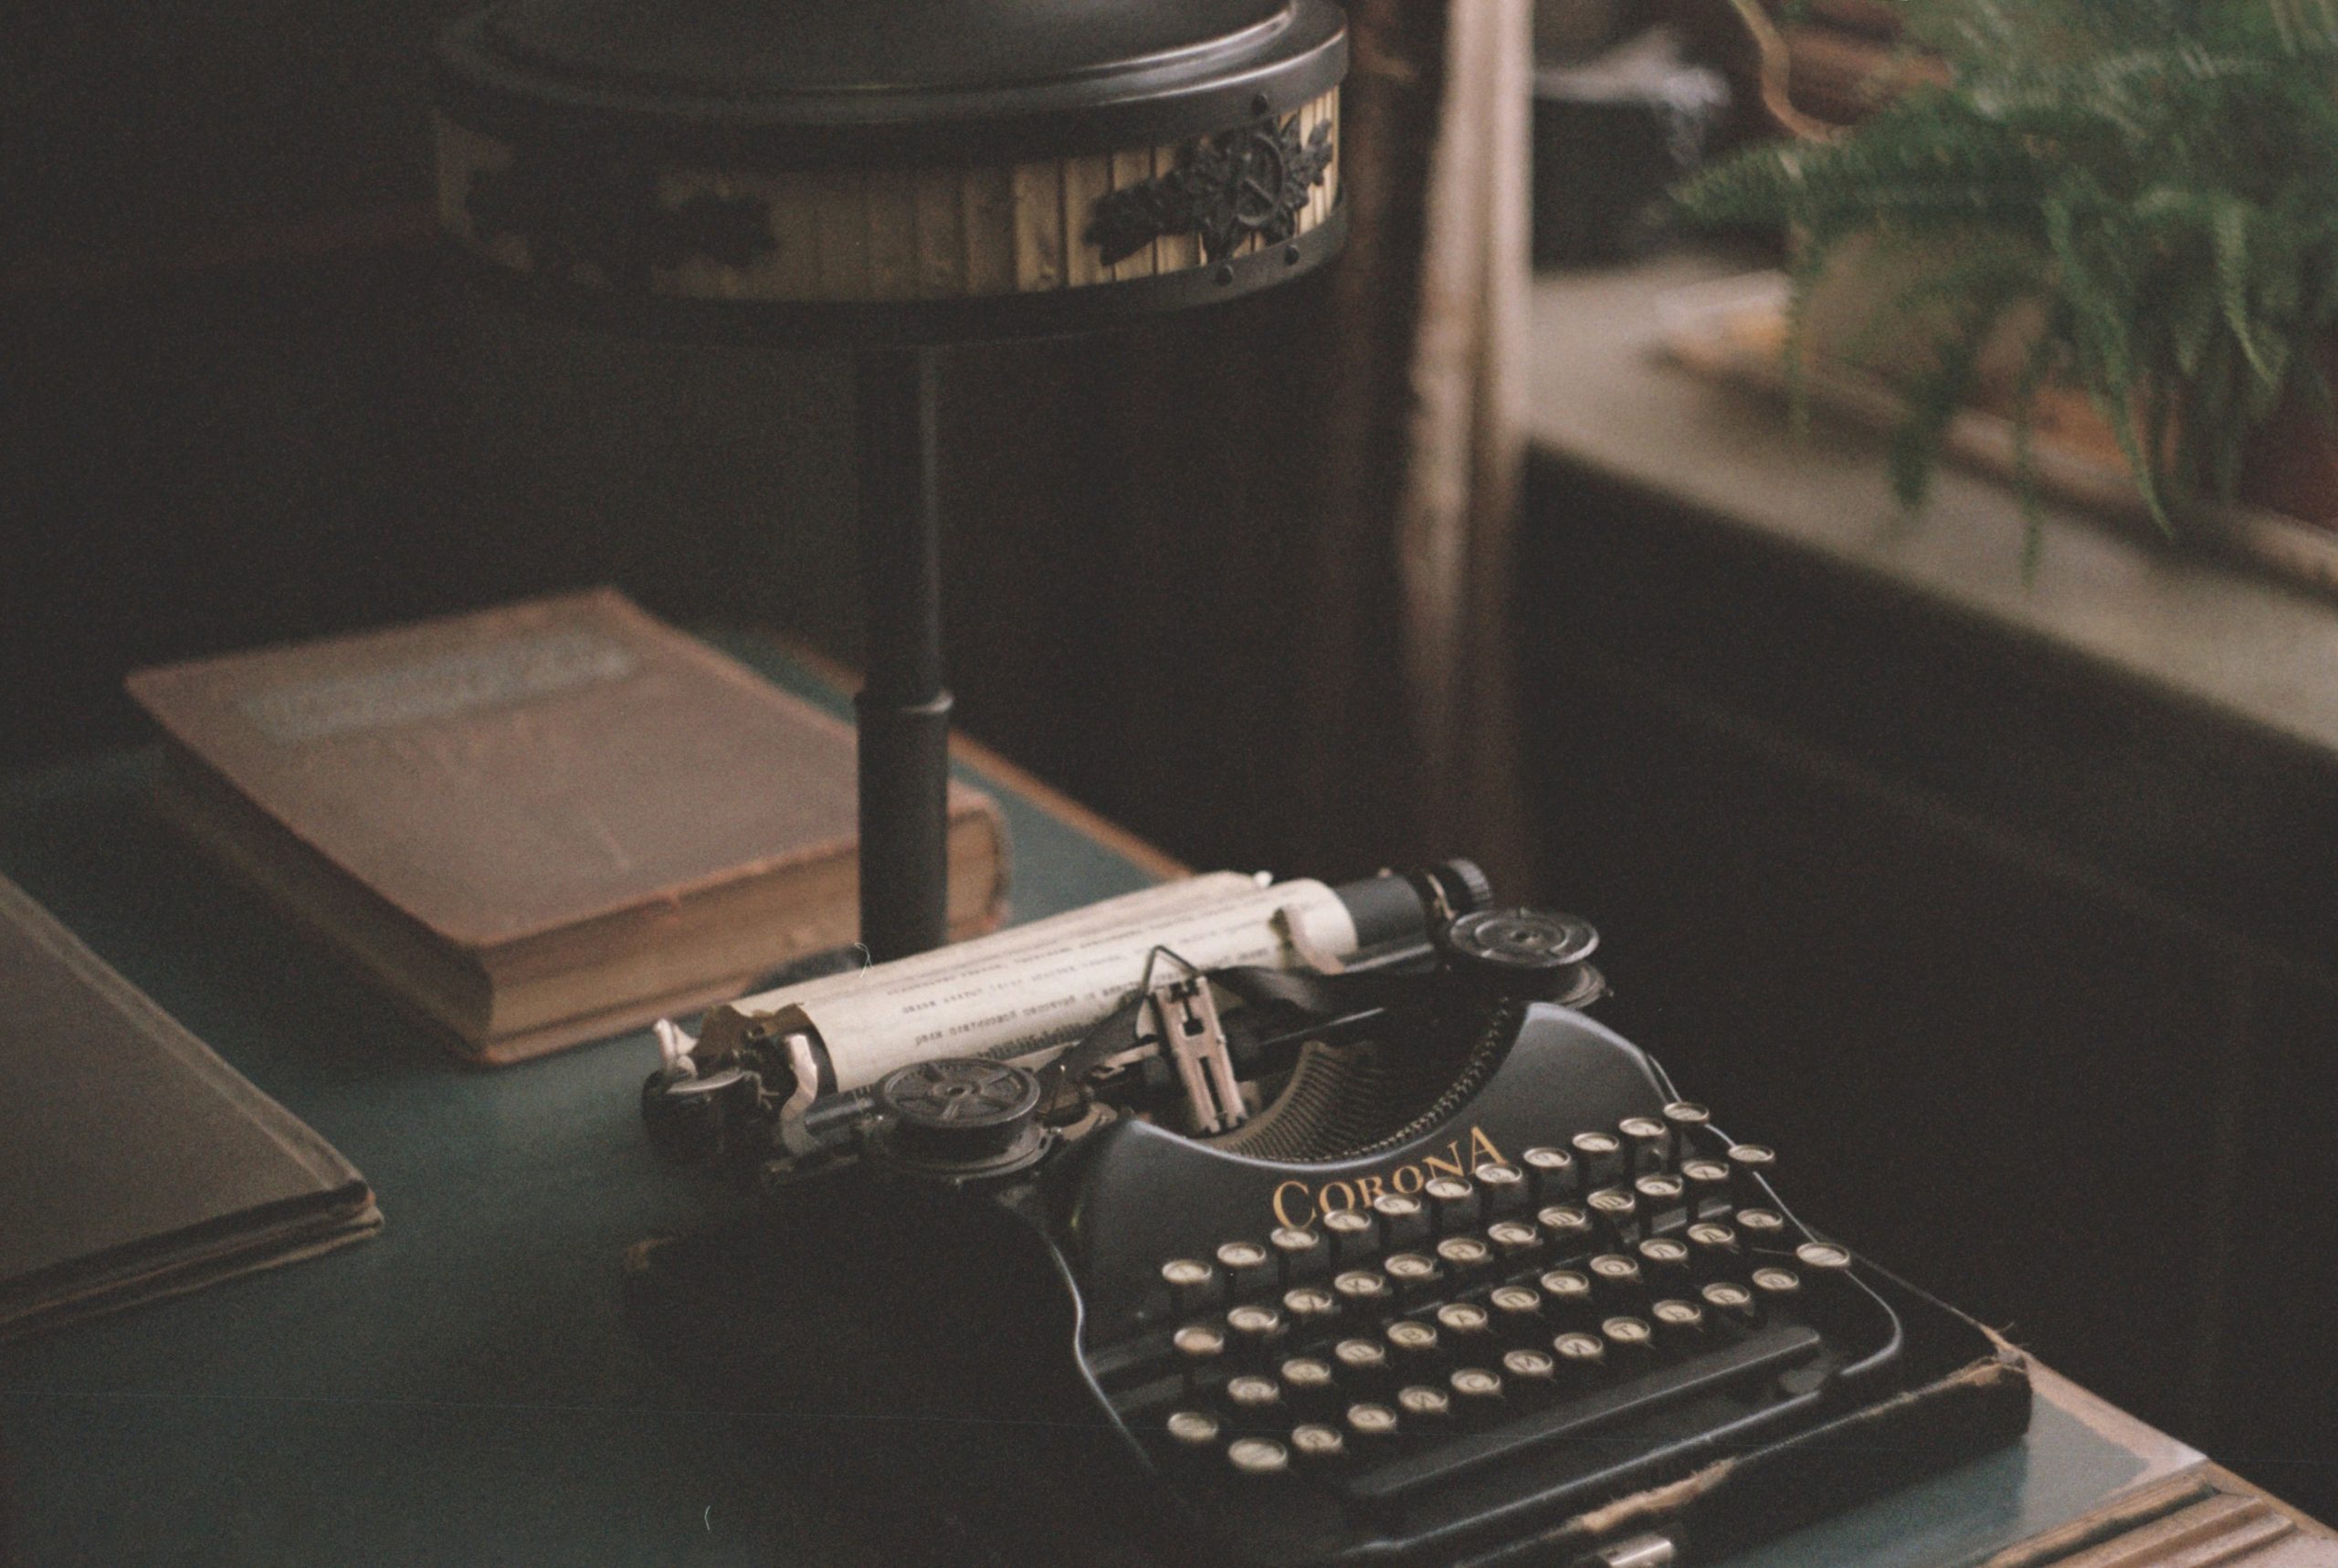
[432, 0, 1349, 342]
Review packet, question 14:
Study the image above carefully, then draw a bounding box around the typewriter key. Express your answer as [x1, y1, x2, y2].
[1332, 1268, 1391, 1307]
[1174, 1323, 1228, 1362]
[1727, 1143, 1777, 1204]
[1345, 1403, 1400, 1441]
[1735, 1208, 1788, 1250]
[1395, 1384, 1452, 1422]
[1618, 1116, 1671, 1174]
[1216, 1240, 1274, 1296]
[1522, 1145, 1580, 1200]
[1373, 1192, 1429, 1248]
[1552, 1331, 1606, 1369]
[1586, 1186, 1640, 1243]
[1269, 1226, 1327, 1282]
[1487, 1219, 1542, 1258]
[1449, 1366, 1503, 1405]
[1587, 1252, 1643, 1300]
[1226, 1374, 1282, 1411]
[1684, 1222, 1740, 1272]
[1601, 1316, 1654, 1354]
[1538, 1268, 1593, 1311]
[1795, 1241, 1853, 1272]
[1489, 1284, 1544, 1331]
[1435, 1236, 1493, 1274]
[1537, 1205, 1595, 1254]
[1662, 1101, 1711, 1135]
[1385, 1319, 1440, 1361]
[1571, 1131, 1626, 1187]
[1290, 1423, 1346, 1462]
[1701, 1279, 1758, 1324]
[1424, 1175, 1478, 1233]
[1436, 1301, 1491, 1339]
[1322, 1207, 1376, 1264]
[1161, 1258, 1220, 1316]
[1227, 1302, 1286, 1346]
[1634, 1173, 1687, 1228]
[1333, 1338, 1391, 1378]
[1227, 1436, 1290, 1476]
[1473, 1162, 1528, 1215]
[1280, 1357, 1336, 1402]
[1384, 1252, 1440, 1291]
[1650, 1298, 1707, 1349]
[1636, 1236, 1691, 1283]
[1503, 1347, 1557, 1384]
[1283, 1286, 1339, 1324]
[1165, 1409, 1221, 1448]
[1680, 1159, 1732, 1220]
[1751, 1266, 1801, 1301]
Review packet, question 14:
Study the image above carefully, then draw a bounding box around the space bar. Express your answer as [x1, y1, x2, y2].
[1342, 1323, 1824, 1507]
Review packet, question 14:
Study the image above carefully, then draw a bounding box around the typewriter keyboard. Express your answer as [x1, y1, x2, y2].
[1086, 1109, 1894, 1523]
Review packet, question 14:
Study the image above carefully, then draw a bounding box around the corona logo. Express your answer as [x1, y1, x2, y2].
[1269, 1128, 1509, 1229]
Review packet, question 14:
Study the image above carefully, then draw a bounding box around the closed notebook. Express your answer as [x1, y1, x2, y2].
[0, 874, 381, 1341]
[124, 590, 1010, 1064]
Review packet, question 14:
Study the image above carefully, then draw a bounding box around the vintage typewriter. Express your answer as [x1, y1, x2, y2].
[629, 864, 2029, 1568]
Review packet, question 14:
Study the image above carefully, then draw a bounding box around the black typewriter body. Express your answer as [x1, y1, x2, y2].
[630, 888, 2029, 1568]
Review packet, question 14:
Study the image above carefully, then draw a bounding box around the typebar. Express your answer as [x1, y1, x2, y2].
[1340, 1322, 1824, 1508]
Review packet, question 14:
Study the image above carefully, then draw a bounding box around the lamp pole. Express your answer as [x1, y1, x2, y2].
[852, 347, 952, 961]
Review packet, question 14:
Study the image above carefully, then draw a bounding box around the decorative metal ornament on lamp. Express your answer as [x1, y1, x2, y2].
[432, 0, 1349, 959]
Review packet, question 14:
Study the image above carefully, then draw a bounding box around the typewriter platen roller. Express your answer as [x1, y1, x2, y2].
[628, 868, 2029, 1568]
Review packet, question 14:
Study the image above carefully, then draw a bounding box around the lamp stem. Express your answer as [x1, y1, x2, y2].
[853, 346, 952, 962]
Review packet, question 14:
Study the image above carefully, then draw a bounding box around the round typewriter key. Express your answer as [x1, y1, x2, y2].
[1284, 1285, 1339, 1322]
[1450, 1366, 1503, 1403]
[1539, 1268, 1593, 1309]
[1650, 1298, 1707, 1349]
[1332, 1268, 1390, 1306]
[1333, 1338, 1390, 1376]
[1216, 1240, 1274, 1295]
[1680, 1159, 1732, 1219]
[1226, 1436, 1290, 1476]
[1435, 1236, 1492, 1272]
[1588, 1252, 1641, 1286]
[1290, 1423, 1346, 1462]
[1586, 1186, 1639, 1242]
[1637, 1236, 1691, 1282]
[1473, 1162, 1528, 1215]
[1436, 1301, 1491, 1338]
[1685, 1221, 1740, 1267]
[1571, 1131, 1625, 1186]
[1269, 1226, 1326, 1281]
[1601, 1315, 1654, 1352]
[1385, 1319, 1439, 1358]
[1751, 1266, 1801, 1300]
[1227, 1303, 1286, 1343]
[1537, 1204, 1595, 1253]
[1372, 1192, 1429, 1248]
[1174, 1323, 1227, 1362]
[1618, 1116, 1671, 1173]
[1322, 1206, 1376, 1263]
[1385, 1252, 1440, 1289]
[1280, 1357, 1335, 1399]
[1727, 1143, 1777, 1203]
[1395, 1384, 1452, 1422]
[1226, 1373, 1281, 1410]
[1701, 1280, 1757, 1323]
[1522, 1145, 1579, 1199]
[1490, 1284, 1544, 1329]
[1487, 1219, 1541, 1257]
[1162, 1258, 1220, 1315]
[1736, 1207, 1788, 1249]
[1662, 1101, 1711, 1133]
[1165, 1409, 1220, 1447]
[1346, 1402, 1400, 1440]
[1553, 1330, 1606, 1368]
[1424, 1175, 1478, 1232]
[1796, 1241, 1854, 1271]
[1634, 1172, 1686, 1221]
[1503, 1347, 1557, 1384]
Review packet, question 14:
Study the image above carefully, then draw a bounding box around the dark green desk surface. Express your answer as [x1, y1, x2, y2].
[0, 640, 2201, 1565]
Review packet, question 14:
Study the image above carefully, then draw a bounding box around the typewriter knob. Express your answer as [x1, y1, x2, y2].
[873, 1057, 1046, 1176]
[1437, 909, 1606, 1006]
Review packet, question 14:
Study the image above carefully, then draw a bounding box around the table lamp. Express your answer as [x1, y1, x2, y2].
[431, 0, 1349, 960]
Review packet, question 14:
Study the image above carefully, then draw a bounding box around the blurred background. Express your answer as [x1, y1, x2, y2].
[9, 0, 2338, 1521]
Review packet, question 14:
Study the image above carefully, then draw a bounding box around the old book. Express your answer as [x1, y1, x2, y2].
[125, 590, 1010, 1064]
[0, 874, 381, 1340]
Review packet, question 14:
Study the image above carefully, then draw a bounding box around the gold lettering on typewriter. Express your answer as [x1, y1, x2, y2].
[1268, 1130, 1511, 1228]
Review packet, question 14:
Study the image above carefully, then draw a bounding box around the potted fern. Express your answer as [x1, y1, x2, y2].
[1671, 0, 2338, 545]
